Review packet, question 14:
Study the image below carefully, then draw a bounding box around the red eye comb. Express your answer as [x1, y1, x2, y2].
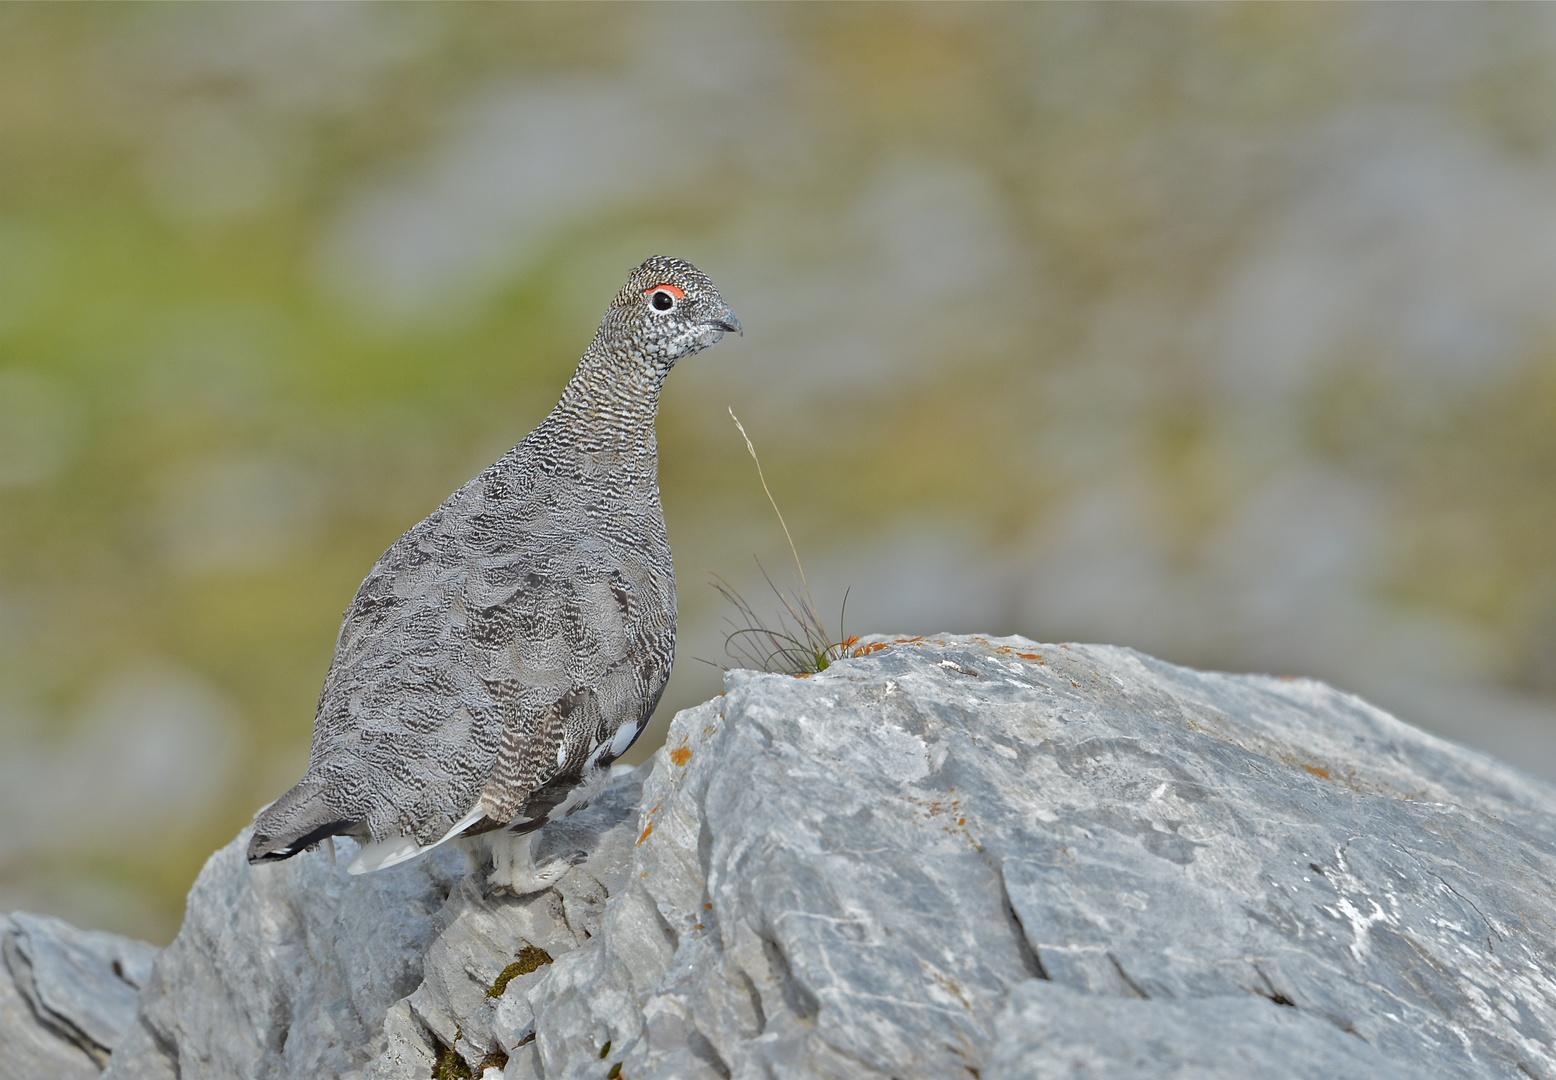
[645, 284, 685, 300]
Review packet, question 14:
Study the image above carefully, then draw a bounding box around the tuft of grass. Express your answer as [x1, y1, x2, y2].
[432, 1038, 473, 1080]
[710, 564, 857, 675]
[706, 411, 861, 676]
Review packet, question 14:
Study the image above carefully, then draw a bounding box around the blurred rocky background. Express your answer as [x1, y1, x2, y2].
[3, 4, 1556, 943]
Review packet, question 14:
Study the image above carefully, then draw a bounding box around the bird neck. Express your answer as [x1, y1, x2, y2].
[547, 340, 669, 454]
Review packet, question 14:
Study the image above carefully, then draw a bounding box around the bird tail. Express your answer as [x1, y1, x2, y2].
[247, 780, 357, 865]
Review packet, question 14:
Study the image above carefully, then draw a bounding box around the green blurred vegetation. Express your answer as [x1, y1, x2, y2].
[3, 4, 1556, 941]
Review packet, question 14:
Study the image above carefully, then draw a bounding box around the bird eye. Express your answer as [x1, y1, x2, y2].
[644, 283, 685, 312]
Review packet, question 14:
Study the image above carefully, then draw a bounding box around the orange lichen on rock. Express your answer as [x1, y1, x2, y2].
[636, 805, 662, 845]
[984, 641, 1047, 664]
[670, 746, 692, 767]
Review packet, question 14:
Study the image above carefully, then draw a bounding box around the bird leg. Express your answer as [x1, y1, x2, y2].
[488, 829, 570, 895]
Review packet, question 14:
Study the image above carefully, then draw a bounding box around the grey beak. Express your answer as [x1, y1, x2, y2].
[708, 309, 743, 337]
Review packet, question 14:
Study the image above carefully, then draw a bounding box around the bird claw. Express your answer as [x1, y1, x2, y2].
[497, 857, 571, 896]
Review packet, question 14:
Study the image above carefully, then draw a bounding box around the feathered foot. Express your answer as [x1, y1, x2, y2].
[487, 829, 569, 895]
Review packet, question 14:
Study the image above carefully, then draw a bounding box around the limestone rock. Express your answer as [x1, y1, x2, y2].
[75, 635, 1556, 1078]
[983, 980, 1417, 1080]
[100, 767, 643, 1080]
[519, 636, 1556, 1079]
[368, 773, 644, 1076]
[0, 912, 156, 1080]
[102, 833, 467, 1080]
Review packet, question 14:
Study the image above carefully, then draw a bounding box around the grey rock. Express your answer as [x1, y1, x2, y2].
[983, 980, 1416, 1080]
[374, 771, 644, 1073]
[519, 635, 1556, 1079]
[99, 766, 643, 1080]
[103, 833, 468, 1080]
[364, 1001, 436, 1080]
[82, 635, 1556, 1078]
[0, 925, 98, 1080]
[0, 912, 155, 1080]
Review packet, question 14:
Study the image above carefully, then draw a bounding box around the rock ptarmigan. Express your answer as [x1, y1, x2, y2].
[247, 256, 739, 890]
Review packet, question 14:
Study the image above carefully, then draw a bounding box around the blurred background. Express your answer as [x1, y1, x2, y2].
[4, 3, 1556, 942]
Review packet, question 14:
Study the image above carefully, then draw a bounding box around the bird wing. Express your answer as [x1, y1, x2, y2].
[305, 451, 661, 850]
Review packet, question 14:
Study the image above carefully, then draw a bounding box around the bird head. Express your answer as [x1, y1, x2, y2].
[599, 256, 742, 369]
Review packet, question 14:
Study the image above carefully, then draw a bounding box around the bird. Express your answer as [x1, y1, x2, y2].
[246, 256, 740, 890]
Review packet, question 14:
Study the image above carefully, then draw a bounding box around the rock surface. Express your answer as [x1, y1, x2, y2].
[0, 911, 157, 1080]
[100, 773, 645, 1080]
[20, 635, 1556, 1078]
[506, 636, 1556, 1080]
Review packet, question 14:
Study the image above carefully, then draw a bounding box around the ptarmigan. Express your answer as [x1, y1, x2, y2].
[247, 256, 739, 890]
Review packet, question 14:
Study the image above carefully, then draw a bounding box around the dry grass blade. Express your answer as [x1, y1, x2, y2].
[728, 407, 815, 610]
[700, 410, 859, 676]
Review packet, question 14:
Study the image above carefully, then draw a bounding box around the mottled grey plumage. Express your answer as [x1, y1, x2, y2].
[247, 256, 738, 873]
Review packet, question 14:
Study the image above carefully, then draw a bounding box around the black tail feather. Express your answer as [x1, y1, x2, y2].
[247, 781, 358, 864]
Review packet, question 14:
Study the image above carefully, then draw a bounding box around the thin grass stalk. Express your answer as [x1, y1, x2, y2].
[728, 408, 820, 621]
[697, 411, 859, 676]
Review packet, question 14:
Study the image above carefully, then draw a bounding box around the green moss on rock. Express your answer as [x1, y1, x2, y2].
[487, 945, 554, 998]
